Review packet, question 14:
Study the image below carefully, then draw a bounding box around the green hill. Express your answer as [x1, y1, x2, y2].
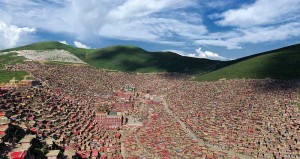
[3, 41, 225, 74]
[2, 41, 300, 82]
[195, 44, 300, 81]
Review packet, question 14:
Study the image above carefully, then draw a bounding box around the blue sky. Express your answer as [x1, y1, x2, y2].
[0, 0, 300, 60]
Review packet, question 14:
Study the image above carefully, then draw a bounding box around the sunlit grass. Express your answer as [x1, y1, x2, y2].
[0, 53, 28, 84]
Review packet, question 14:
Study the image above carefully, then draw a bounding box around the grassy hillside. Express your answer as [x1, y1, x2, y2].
[86, 46, 227, 73]
[3, 41, 91, 59]
[0, 70, 28, 84]
[4, 41, 225, 74]
[3, 41, 300, 81]
[195, 44, 300, 81]
[0, 53, 28, 83]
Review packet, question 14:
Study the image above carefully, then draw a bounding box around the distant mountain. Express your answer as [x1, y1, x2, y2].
[194, 44, 300, 81]
[3, 41, 225, 74]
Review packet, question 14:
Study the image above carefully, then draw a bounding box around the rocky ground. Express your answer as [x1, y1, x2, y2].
[2, 50, 86, 64]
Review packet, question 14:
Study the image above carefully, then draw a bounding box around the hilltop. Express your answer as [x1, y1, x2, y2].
[3, 41, 225, 74]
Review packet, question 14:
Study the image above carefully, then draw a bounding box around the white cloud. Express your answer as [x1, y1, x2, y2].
[0, 0, 299, 52]
[59, 40, 68, 45]
[0, 21, 35, 49]
[195, 48, 229, 60]
[195, 39, 242, 49]
[74, 41, 90, 49]
[201, 0, 234, 9]
[166, 48, 230, 61]
[196, 22, 300, 49]
[99, 0, 206, 42]
[217, 0, 300, 27]
[232, 22, 300, 43]
[99, 18, 207, 42]
[197, 0, 300, 50]
[0, 0, 204, 45]
[107, 0, 196, 20]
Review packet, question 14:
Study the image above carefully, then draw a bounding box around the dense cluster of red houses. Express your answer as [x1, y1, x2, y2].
[1, 62, 299, 159]
[0, 75, 142, 159]
[165, 80, 300, 158]
[0, 85, 131, 158]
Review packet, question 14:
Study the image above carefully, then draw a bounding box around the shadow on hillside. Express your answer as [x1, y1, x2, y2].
[248, 44, 300, 91]
[94, 47, 146, 59]
[91, 48, 228, 75]
[195, 44, 300, 91]
[257, 45, 300, 76]
[250, 79, 300, 93]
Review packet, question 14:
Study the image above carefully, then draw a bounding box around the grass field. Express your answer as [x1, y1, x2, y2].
[0, 70, 28, 83]
[0, 53, 26, 68]
[0, 53, 28, 84]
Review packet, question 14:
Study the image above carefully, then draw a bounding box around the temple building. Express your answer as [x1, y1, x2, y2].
[95, 111, 123, 129]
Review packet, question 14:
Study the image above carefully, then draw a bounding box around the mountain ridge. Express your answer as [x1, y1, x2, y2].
[1, 41, 300, 82]
[2, 41, 225, 74]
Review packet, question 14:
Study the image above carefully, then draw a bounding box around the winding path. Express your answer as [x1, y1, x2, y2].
[161, 97, 255, 159]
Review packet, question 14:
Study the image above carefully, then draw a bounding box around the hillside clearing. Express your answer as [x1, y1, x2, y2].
[0, 53, 28, 84]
